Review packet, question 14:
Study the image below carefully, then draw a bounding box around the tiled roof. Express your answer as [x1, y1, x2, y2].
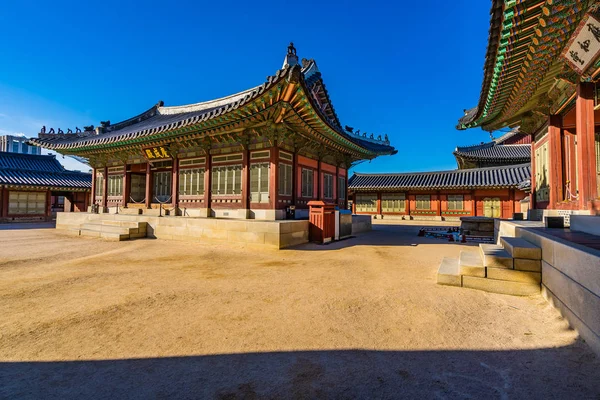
[0, 152, 91, 190]
[453, 143, 531, 162]
[349, 164, 531, 191]
[0, 152, 65, 172]
[29, 60, 396, 158]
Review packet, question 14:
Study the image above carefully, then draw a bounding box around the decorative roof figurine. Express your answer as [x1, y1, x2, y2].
[282, 42, 299, 68]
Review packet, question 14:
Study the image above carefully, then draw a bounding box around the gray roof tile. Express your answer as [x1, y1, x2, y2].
[349, 164, 531, 191]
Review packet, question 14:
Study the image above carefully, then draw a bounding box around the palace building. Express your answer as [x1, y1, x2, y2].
[348, 131, 531, 220]
[29, 44, 396, 221]
[0, 152, 91, 222]
[457, 1, 600, 218]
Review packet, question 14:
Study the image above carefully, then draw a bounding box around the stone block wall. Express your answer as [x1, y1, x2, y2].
[496, 219, 600, 355]
[56, 213, 309, 249]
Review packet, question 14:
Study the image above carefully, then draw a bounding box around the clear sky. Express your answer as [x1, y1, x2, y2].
[0, 0, 499, 173]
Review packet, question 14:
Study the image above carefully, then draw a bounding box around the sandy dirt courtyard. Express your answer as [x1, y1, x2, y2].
[0, 222, 599, 399]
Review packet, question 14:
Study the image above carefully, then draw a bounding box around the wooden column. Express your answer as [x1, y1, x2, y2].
[317, 159, 322, 200]
[436, 191, 442, 217]
[102, 166, 109, 210]
[344, 171, 349, 210]
[145, 163, 152, 209]
[548, 115, 564, 209]
[292, 151, 298, 206]
[530, 139, 537, 210]
[1, 187, 8, 217]
[351, 192, 356, 214]
[91, 168, 97, 205]
[171, 157, 179, 210]
[241, 148, 250, 210]
[270, 146, 279, 211]
[377, 192, 382, 215]
[122, 164, 130, 208]
[334, 165, 339, 207]
[471, 190, 475, 216]
[46, 190, 51, 219]
[204, 154, 212, 211]
[576, 82, 598, 209]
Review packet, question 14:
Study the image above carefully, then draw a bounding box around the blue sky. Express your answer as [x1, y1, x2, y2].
[0, 0, 497, 173]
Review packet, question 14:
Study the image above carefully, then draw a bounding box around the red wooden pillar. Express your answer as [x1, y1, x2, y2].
[351, 192, 356, 214]
[576, 82, 598, 209]
[436, 191, 441, 217]
[46, 190, 51, 219]
[204, 154, 212, 211]
[122, 164, 130, 207]
[241, 148, 250, 210]
[344, 171, 349, 210]
[91, 168, 97, 206]
[102, 166, 109, 210]
[270, 146, 279, 211]
[292, 151, 298, 206]
[471, 190, 475, 216]
[1, 187, 8, 217]
[548, 115, 564, 209]
[530, 139, 537, 210]
[377, 192, 382, 215]
[171, 158, 179, 210]
[145, 163, 152, 209]
[317, 159, 322, 200]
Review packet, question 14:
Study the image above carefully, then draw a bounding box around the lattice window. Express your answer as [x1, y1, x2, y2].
[250, 162, 269, 203]
[212, 165, 242, 195]
[381, 193, 405, 212]
[416, 195, 431, 210]
[447, 195, 464, 211]
[179, 168, 205, 196]
[278, 163, 293, 196]
[323, 173, 333, 199]
[355, 194, 377, 212]
[8, 191, 46, 215]
[301, 168, 314, 198]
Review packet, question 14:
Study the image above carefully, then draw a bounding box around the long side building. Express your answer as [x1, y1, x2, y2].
[349, 163, 530, 220]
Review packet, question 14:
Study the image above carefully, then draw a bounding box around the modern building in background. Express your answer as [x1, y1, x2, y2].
[349, 131, 531, 220]
[0, 134, 41, 155]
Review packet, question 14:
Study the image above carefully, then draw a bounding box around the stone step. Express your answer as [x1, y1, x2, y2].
[81, 223, 135, 235]
[437, 257, 462, 287]
[500, 237, 541, 260]
[97, 220, 142, 228]
[119, 208, 143, 215]
[479, 244, 513, 269]
[458, 251, 485, 277]
[486, 267, 541, 284]
[462, 276, 540, 296]
[514, 258, 542, 272]
[100, 231, 130, 241]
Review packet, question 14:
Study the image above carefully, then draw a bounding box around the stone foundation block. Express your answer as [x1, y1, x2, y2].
[462, 276, 540, 296]
[486, 267, 541, 284]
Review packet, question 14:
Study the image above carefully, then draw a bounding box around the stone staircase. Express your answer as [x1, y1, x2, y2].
[66, 220, 147, 241]
[437, 237, 542, 296]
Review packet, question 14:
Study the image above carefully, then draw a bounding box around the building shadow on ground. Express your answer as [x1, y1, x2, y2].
[292, 223, 480, 251]
[1, 344, 599, 399]
[0, 221, 56, 230]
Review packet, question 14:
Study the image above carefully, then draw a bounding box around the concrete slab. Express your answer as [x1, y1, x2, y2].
[514, 258, 541, 272]
[462, 276, 540, 296]
[486, 267, 541, 284]
[479, 244, 513, 269]
[437, 257, 462, 287]
[458, 251, 485, 277]
[570, 215, 600, 237]
[500, 237, 541, 260]
[542, 262, 600, 338]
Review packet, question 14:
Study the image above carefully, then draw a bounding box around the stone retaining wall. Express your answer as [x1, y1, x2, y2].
[495, 219, 600, 355]
[57, 213, 309, 249]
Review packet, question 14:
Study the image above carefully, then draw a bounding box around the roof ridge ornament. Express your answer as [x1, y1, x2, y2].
[282, 42, 299, 68]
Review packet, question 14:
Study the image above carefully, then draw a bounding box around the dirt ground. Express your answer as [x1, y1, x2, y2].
[0, 222, 599, 399]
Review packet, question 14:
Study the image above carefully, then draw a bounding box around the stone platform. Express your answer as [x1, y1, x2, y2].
[459, 216, 494, 237]
[56, 212, 308, 249]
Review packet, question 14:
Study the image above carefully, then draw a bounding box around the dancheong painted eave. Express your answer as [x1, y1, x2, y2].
[348, 163, 531, 191]
[456, 0, 594, 132]
[28, 45, 396, 162]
